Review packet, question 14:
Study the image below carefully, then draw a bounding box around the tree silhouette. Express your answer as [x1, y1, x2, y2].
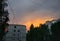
[26, 24, 34, 41]
[26, 20, 60, 41]
[51, 21, 60, 41]
[30, 24, 34, 30]
[0, 0, 9, 41]
[26, 24, 48, 41]
[39, 24, 49, 41]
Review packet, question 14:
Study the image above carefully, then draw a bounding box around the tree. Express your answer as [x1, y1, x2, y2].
[39, 24, 48, 41]
[26, 24, 46, 41]
[0, 0, 9, 41]
[30, 24, 34, 30]
[26, 24, 35, 41]
[51, 21, 60, 41]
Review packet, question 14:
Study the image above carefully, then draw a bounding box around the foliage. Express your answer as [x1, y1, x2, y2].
[0, 0, 9, 41]
[51, 21, 60, 41]
[26, 20, 60, 41]
[26, 24, 48, 41]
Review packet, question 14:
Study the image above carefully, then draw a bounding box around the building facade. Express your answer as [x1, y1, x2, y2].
[3, 24, 26, 41]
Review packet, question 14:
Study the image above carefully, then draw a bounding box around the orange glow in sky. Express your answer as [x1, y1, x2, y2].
[24, 18, 53, 30]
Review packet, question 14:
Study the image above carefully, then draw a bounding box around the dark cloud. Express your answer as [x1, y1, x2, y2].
[8, 0, 60, 24]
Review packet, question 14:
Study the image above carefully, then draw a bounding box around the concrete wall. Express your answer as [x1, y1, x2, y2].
[3, 24, 26, 41]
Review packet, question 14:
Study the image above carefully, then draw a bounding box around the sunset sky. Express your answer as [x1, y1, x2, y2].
[7, 0, 60, 30]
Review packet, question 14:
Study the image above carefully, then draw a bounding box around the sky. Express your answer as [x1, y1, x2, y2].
[7, 0, 60, 30]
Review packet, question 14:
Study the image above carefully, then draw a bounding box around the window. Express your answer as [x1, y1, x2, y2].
[17, 30, 20, 32]
[14, 26, 16, 28]
[14, 30, 16, 32]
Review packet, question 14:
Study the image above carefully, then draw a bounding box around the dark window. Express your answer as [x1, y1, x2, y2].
[14, 30, 16, 32]
[14, 26, 16, 28]
[18, 30, 20, 32]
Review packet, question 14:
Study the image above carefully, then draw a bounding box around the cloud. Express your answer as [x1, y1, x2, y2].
[8, 0, 60, 20]
[8, 0, 60, 30]
[8, 0, 60, 13]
